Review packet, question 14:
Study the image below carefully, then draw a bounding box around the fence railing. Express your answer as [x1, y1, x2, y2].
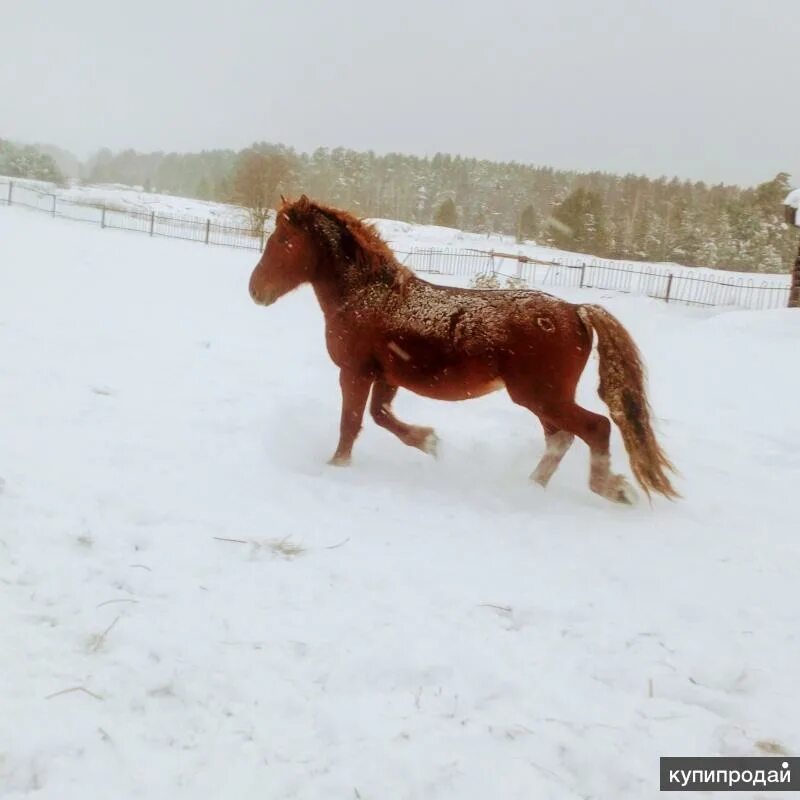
[1, 179, 265, 251]
[1, 178, 791, 310]
[395, 247, 791, 310]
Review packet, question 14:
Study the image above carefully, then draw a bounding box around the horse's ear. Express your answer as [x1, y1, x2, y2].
[279, 194, 287, 205]
[295, 194, 312, 217]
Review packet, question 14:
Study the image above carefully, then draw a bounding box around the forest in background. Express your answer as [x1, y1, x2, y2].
[2, 137, 796, 272]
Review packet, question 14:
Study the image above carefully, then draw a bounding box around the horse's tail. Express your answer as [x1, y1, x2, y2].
[576, 304, 679, 500]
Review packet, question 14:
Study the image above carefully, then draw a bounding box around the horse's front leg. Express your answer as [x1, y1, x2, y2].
[328, 369, 372, 466]
[369, 378, 439, 457]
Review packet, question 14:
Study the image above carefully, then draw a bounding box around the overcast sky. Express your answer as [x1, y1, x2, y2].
[2, 0, 798, 187]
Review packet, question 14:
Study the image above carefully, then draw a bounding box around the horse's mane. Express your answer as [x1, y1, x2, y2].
[279, 195, 412, 287]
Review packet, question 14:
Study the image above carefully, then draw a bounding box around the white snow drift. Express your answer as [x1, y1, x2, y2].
[1, 205, 798, 799]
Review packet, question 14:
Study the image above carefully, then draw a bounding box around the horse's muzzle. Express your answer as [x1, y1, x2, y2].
[250, 289, 276, 306]
[249, 275, 277, 306]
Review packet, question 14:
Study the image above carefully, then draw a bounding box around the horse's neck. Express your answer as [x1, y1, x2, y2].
[310, 259, 401, 319]
[311, 275, 346, 318]
[310, 266, 360, 317]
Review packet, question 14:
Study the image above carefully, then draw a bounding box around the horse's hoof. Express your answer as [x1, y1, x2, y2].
[609, 475, 638, 505]
[530, 466, 551, 488]
[327, 454, 351, 467]
[421, 431, 439, 458]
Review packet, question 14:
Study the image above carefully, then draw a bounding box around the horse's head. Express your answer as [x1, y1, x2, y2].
[248, 195, 318, 306]
[249, 194, 408, 307]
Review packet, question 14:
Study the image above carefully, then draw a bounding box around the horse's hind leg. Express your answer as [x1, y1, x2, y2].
[540, 403, 637, 504]
[508, 382, 636, 504]
[530, 422, 574, 487]
[370, 378, 438, 457]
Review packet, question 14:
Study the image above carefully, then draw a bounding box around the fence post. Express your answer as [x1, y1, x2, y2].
[664, 273, 674, 303]
[579, 262, 586, 288]
[6, 181, 12, 205]
[259, 226, 265, 251]
[789, 241, 800, 308]
[205, 218, 211, 245]
[51, 194, 57, 217]
[101, 205, 106, 229]
[149, 211, 155, 236]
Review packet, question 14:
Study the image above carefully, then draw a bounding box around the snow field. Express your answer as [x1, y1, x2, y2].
[1, 205, 798, 799]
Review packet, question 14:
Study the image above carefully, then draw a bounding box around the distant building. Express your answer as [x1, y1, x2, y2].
[784, 189, 800, 227]
[785, 189, 800, 307]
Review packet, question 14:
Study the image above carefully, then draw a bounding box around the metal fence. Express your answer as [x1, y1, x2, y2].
[1, 178, 791, 310]
[1, 179, 264, 250]
[396, 247, 791, 310]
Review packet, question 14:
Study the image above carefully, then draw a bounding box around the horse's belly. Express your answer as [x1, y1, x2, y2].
[412, 376, 505, 401]
[385, 361, 505, 401]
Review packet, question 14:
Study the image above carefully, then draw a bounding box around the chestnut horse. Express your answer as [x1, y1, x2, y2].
[249, 196, 678, 504]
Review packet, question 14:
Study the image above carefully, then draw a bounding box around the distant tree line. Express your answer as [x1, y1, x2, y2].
[0, 139, 64, 183]
[3, 137, 796, 272]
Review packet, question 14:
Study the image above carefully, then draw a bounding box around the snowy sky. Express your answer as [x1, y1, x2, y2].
[2, 0, 799, 187]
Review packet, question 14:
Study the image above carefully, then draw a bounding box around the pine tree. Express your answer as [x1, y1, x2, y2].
[550, 188, 608, 256]
[760, 244, 785, 273]
[673, 207, 703, 265]
[195, 177, 211, 199]
[518, 204, 539, 241]
[434, 197, 458, 228]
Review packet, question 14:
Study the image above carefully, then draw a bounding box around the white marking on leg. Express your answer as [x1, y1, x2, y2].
[421, 431, 439, 458]
[590, 451, 611, 493]
[590, 451, 638, 505]
[610, 476, 638, 505]
[531, 431, 574, 487]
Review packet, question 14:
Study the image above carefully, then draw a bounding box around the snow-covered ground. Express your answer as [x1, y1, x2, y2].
[1, 204, 798, 799]
[0, 175, 249, 224]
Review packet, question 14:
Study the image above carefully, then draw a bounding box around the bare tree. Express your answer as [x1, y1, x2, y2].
[231, 150, 291, 233]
